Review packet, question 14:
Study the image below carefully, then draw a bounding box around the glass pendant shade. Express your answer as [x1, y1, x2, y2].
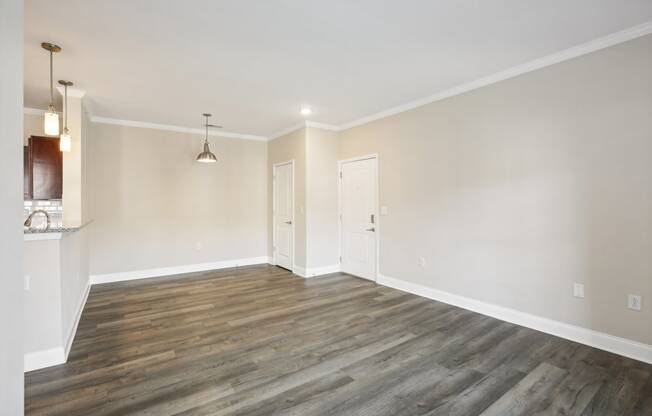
[59, 128, 71, 152]
[196, 141, 217, 163]
[44, 106, 59, 136]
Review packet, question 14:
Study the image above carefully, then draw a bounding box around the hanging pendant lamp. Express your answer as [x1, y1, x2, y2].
[42, 42, 61, 136]
[196, 113, 220, 163]
[58, 80, 73, 152]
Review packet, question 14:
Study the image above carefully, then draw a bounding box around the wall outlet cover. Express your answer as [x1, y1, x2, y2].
[573, 283, 585, 298]
[628, 295, 642, 311]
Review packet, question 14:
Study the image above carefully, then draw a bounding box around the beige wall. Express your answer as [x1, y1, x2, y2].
[306, 127, 339, 269]
[339, 34, 652, 345]
[267, 128, 307, 268]
[267, 127, 340, 272]
[0, 0, 24, 412]
[88, 123, 268, 276]
[61, 96, 86, 226]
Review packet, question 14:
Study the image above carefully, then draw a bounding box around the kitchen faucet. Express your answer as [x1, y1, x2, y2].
[24, 209, 51, 231]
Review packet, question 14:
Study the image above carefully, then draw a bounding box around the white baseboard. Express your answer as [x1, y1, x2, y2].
[293, 264, 340, 278]
[24, 347, 66, 372]
[293, 265, 307, 277]
[377, 274, 652, 365]
[90, 256, 270, 284]
[64, 281, 91, 360]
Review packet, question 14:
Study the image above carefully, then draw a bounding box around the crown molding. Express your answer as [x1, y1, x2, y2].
[338, 20, 652, 131]
[269, 120, 342, 141]
[90, 116, 268, 141]
[305, 121, 340, 131]
[268, 20, 652, 136]
[56, 85, 86, 98]
[269, 122, 308, 141]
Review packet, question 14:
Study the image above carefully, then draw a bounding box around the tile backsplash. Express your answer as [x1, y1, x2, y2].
[24, 200, 63, 229]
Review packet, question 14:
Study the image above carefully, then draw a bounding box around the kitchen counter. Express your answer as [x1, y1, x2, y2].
[24, 221, 92, 241]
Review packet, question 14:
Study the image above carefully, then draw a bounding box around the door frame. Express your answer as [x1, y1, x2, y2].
[338, 154, 380, 282]
[272, 160, 295, 272]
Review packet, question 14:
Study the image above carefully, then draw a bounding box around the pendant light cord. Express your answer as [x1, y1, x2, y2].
[205, 115, 209, 144]
[64, 84, 68, 129]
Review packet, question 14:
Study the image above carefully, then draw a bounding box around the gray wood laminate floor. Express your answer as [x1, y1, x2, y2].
[25, 265, 652, 415]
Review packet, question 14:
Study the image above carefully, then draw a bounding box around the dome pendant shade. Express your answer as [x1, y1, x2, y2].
[196, 141, 217, 163]
[196, 113, 219, 163]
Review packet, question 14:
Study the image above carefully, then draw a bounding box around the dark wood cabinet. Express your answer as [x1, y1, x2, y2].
[24, 136, 62, 200]
[23, 146, 31, 199]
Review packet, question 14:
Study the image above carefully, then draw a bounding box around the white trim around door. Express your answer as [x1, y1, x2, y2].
[338, 154, 380, 282]
[272, 160, 295, 272]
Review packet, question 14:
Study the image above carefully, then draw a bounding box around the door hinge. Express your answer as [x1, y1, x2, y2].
[339, 255, 342, 263]
[339, 171, 342, 179]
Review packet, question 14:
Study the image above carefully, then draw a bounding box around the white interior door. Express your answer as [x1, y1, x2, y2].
[273, 162, 294, 270]
[340, 157, 377, 281]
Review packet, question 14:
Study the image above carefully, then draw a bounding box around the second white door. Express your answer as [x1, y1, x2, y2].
[340, 157, 377, 281]
[273, 162, 294, 270]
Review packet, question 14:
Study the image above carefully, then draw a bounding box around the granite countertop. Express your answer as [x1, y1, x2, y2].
[24, 224, 87, 234]
[24, 221, 92, 240]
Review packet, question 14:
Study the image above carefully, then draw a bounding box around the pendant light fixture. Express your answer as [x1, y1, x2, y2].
[42, 42, 61, 136]
[196, 113, 220, 163]
[58, 80, 73, 152]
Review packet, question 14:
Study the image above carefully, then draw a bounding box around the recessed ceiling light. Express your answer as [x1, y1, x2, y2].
[300, 107, 312, 116]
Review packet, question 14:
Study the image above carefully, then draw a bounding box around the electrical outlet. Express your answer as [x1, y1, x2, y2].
[573, 283, 585, 298]
[628, 295, 642, 311]
[24, 275, 30, 291]
[418, 257, 426, 268]
[195, 242, 203, 251]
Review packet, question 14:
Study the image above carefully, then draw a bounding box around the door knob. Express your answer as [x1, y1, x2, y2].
[365, 227, 375, 232]
[285, 221, 292, 225]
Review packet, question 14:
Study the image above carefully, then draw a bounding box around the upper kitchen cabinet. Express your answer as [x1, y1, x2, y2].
[25, 136, 63, 200]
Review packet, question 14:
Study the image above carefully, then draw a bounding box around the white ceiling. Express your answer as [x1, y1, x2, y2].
[24, 0, 652, 138]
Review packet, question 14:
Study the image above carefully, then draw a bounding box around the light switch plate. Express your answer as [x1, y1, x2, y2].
[628, 295, 642, 311]
[380, 206, 388, 215]
[573, 283, 584, 298]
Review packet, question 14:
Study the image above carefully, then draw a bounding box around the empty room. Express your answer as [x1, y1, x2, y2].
[2, 0, 652, 415]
